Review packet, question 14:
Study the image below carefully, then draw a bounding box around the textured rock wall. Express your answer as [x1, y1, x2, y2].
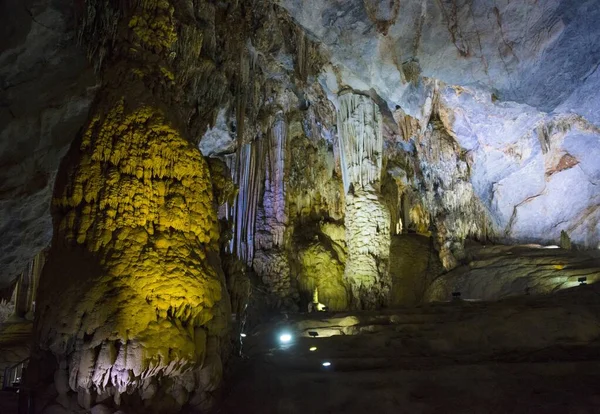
[416, 110, 491, 268]
[425, 244, 600, 302]
[438, 86, 600, 249]
[389, 234, 443, 307]
[0, 0, 97, 289]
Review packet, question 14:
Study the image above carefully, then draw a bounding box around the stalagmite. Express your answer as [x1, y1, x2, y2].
[337, 93, 391, 309]
[28, 1, 230, 412]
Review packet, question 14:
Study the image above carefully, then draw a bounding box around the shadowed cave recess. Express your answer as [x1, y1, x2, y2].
[1, 0, 600, 413]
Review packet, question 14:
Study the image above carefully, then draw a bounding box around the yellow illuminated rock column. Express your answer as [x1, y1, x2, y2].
[31, 1, 229, 412]
[337, 93, 391, 309]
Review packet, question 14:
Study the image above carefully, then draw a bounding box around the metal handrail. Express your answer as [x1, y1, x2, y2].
[2, 357, 29, 390]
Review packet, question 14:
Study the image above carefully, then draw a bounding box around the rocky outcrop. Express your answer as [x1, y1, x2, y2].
[437, 86, 600, 249]
[425, 244, 600, 302]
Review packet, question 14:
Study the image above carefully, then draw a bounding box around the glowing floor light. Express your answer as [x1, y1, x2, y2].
[309, 347, 317, 352]
[240, 333, 247, 338]
[322, 361, 331, 367]
[279, 333, 292, 343]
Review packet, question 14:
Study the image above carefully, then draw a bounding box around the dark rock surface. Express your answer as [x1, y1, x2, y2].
[0, 0, 97, 289]
[221, 284, 600, 413]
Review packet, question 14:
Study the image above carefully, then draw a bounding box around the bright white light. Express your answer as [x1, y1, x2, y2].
[322, 362, 331, 367]
[309, 347, 317, 351]
[279, 333, 292, 343]
[543, 245, 560, 249]
[240, 333, 247, 338]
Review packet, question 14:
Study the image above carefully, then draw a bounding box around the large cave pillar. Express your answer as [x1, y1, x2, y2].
[254, 114, 295, 306]
[337, 93, 390, 309]
[28, 1, 229, 412]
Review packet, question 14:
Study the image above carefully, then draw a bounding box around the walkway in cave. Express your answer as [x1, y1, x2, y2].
[220, 285, 600, 414]
[0, 320, 31, 413]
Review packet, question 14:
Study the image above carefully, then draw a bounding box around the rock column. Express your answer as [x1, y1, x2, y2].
[29, 1, 229, 412]
[253, 114, 295, 306]
[337, 93, 391, 309]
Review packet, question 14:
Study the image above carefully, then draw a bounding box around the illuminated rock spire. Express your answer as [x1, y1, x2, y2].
[337, 92, 391, 309]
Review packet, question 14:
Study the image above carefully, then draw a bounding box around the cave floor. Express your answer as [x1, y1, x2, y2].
[220, 286, 600, 414]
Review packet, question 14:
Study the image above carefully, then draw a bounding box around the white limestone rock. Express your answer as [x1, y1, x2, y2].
[282, 0, 600, 250]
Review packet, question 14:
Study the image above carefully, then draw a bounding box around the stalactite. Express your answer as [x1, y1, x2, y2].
[9, 251, 45, 320]
[228, 140, 266, 264]
[296, 25, 308, 82]
[77, 0, 121, 72]
[337, 93, 384, 194]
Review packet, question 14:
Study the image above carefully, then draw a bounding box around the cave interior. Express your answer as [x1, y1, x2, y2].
[1, 0, 600, 413]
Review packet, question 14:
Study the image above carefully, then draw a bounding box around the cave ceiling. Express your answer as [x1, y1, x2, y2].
[0, 0, 599, 289]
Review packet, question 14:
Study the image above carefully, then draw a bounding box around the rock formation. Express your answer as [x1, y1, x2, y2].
[0, 0, 599, 412]
[28, 1, 229, 412]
